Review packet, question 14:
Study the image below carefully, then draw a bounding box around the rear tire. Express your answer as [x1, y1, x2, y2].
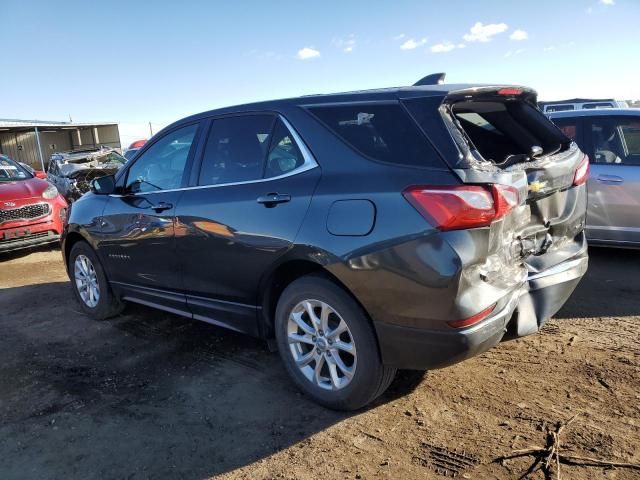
[275, 274, 396, 411]
[68, 241, 124, 320]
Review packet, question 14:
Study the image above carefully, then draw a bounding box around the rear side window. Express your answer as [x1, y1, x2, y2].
[198, 115, 275, 186]
[546, 105, 575, 113]
[308, 103, 442, 167]
[583, 103, 613, 109]
[265, 119, 305, 178]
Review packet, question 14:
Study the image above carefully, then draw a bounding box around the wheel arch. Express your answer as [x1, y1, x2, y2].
[63, 230, 94, 273]
[258, 254, 378, 345]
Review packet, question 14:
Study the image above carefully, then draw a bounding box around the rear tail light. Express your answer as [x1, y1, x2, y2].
[447, 304, 496, 328]
[573, 154, 590, 186]
[403, 184, 519, 231]
[497, 88, 523, 96]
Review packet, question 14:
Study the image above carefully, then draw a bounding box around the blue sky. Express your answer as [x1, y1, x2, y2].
[1, 0, 639, 145]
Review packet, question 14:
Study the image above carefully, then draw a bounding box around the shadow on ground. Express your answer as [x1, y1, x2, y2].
[557, 246, 640, 319]
[0, 281, 423, 480]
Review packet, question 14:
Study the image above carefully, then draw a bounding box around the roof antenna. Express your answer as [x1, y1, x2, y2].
[413, 73, 446, 86]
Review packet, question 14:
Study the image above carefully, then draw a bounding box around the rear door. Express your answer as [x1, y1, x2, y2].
[583, 115, 640, 245]
[175, 114, 320, 335]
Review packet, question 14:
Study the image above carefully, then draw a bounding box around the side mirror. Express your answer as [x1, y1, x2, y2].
[90, 174, 116, 195]
[34, 170, 47, 179]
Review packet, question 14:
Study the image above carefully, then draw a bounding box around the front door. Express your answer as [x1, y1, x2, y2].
[175, 115, 320, 334]
[98, 123, 200, 312]
[584, 116, 640, 245]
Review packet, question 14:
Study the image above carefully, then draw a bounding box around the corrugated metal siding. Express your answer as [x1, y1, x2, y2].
[96, 125, 120, 148]
[0, 131, 41, 168]
[40, 131, 73, 161]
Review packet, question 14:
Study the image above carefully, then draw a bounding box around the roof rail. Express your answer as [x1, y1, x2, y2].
[413, 73, 446, 86]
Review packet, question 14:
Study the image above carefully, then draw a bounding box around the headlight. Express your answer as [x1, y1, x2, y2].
[42, 184, 59, 199]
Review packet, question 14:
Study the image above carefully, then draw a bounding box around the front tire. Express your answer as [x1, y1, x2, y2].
[275, 274, 396, 411]
[68, 241, 124, 320]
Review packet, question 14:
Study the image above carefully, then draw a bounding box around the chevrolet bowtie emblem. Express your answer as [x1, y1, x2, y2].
[528, 181, 547, 193]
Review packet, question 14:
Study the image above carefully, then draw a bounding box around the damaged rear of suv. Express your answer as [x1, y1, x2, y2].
[380, 83, 589, 368]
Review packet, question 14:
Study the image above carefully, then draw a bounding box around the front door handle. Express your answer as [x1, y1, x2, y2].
[151, 202, 173, 212]
[257, 193, 291, 207]
[596, 174, 623, 184]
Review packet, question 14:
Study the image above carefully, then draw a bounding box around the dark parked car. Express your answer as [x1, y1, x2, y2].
[63, 80, 588, 410]
[47, 147, 127, 202]
[549, 108, 640, 247]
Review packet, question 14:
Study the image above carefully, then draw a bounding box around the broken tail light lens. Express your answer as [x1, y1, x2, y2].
[573, 154, 590, 186]
[447, 304, 496, 328]
[403, 184, 519, 231]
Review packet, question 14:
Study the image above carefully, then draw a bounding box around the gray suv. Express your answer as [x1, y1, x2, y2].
[63, 79, 588, 410]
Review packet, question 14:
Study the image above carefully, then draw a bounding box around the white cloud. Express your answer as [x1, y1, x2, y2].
[400, 38, 427, 50]
[543, 45, 556, 52]
[393, 33, 406, 40]
[463, 22, 508, 42]
[587, 6, 593, 13]
[333, 35, 356, 53]
[457, 44, 466, 49]
[510, 29, 528, 41]
[504, 48, 525, 58]
[430, 42, 456, 53]
[297, 47, 320, 60]
[600, 0, 615, 5]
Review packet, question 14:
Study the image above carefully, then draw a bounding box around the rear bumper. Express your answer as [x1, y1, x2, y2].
[376, 247, 588, 370]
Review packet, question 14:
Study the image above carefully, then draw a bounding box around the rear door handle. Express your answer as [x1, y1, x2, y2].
[596, 174, 623, 184]
[151, 202, 173, 212]
[257, 193, 291, 206]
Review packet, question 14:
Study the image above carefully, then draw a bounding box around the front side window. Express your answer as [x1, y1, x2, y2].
[589, 117, 640, 165]
[309, 103, 440, 167]
[198, 115, 275, 186]
[126, 124, 198, 193]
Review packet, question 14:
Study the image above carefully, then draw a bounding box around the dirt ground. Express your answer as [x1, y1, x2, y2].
[0, 246, 638, 480]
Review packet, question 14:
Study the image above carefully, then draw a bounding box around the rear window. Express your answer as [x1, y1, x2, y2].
[308, 103, 443, 168]
[449, 100, 569, 166]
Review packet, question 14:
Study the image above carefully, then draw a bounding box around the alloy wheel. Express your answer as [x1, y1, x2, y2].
[287, 299, 357, 390]
[74, 254, 100, 308]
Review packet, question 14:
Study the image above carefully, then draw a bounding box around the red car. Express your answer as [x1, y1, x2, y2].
[0, 155, 68, 253]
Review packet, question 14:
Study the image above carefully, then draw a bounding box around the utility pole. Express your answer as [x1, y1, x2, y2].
[149, 122, 153, 137]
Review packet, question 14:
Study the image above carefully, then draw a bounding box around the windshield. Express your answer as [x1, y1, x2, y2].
[0, 156, 33, 182]
[77, 151, 127, 167]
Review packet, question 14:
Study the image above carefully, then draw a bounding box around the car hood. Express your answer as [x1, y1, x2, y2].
[0, 177, 49, 202]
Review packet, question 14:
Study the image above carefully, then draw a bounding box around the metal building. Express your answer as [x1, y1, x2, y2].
[0, 119, 121, 171]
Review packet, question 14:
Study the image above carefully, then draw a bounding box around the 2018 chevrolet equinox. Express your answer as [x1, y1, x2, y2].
[63, 76, 589, 410]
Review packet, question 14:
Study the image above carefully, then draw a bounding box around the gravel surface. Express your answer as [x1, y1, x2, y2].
[0, 246, 638, 479]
